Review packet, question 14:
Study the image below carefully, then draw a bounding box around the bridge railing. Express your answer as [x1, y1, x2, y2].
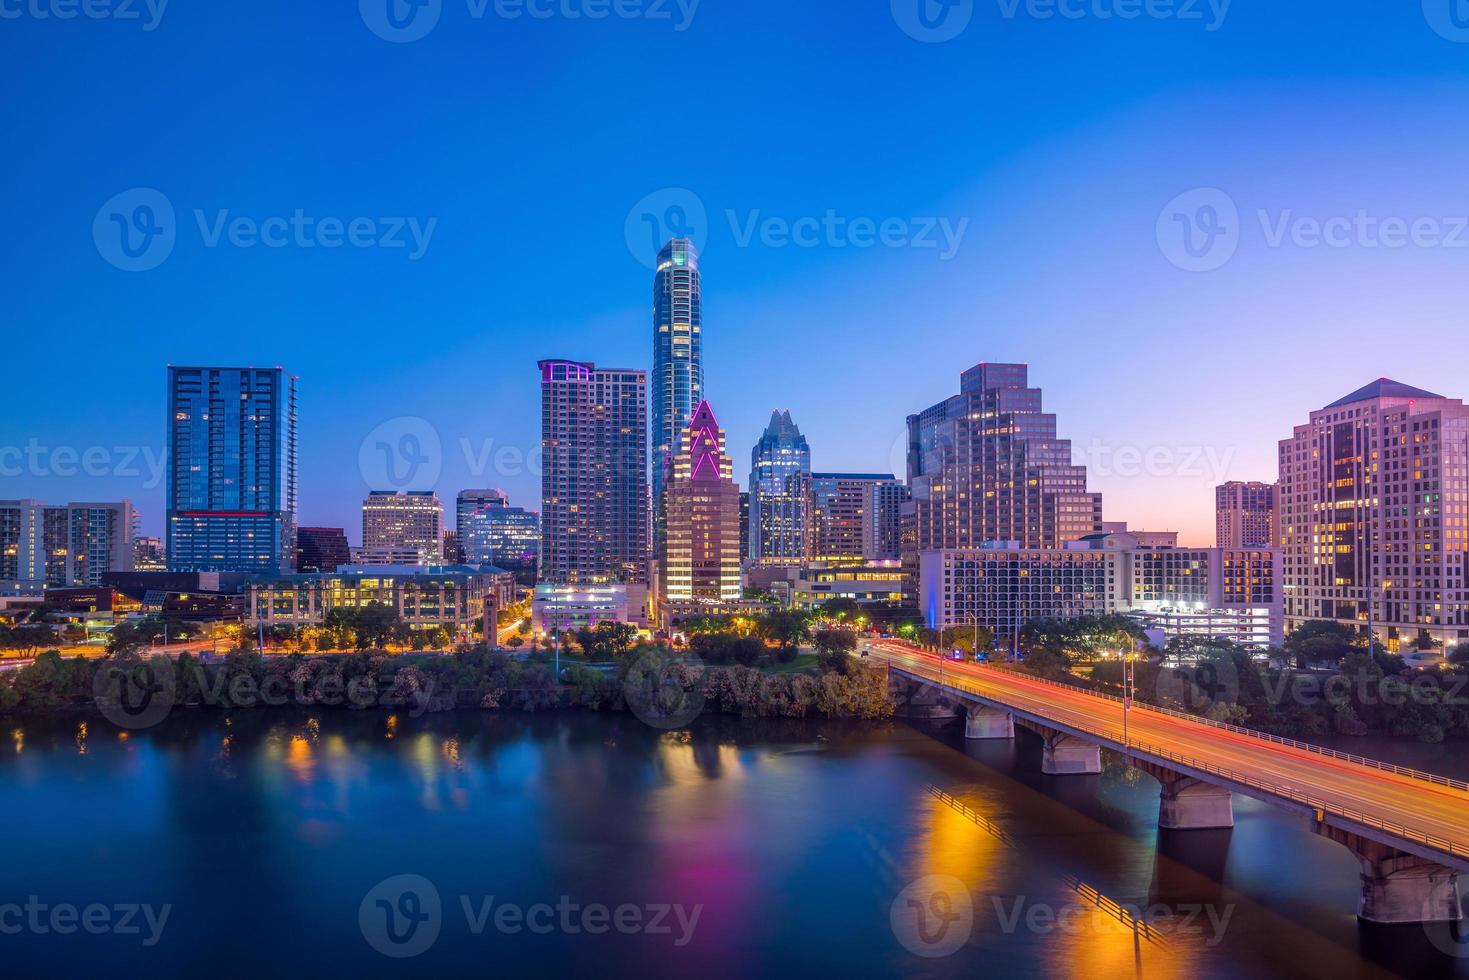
[968, 661, 1469, 792]
[890, 663, 1466, 865]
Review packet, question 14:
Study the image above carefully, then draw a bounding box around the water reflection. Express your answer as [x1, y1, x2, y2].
[0, 710, 1461, 979]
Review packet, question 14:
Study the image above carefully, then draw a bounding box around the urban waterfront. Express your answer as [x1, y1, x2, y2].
[1, 710, 1463, 978]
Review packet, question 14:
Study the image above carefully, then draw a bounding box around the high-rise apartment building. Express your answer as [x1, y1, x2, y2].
[0, 499, 135, 593]
[295, 527, 351, 573]
[166, 366, 297, 574]
[905, 362, 1102, 556]
[362, 490, 442, 563]
[809, 473, 901, 562]
[539, 359, 648, 584]
[1278, 379, 1469, 648]
[1216, 480, 1277, 548]
[651, 238, 703, 539]
[456, 489, 508, 561]
[662, 401, 742, 602]
[748, 409, 812, 563]
[864, 481, 910, 561]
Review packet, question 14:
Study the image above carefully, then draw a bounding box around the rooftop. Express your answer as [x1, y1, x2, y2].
[1324, 378, 1445, 409]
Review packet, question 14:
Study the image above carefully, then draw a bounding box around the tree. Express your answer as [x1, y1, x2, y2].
[940, 624, 994, 656]
[353, 602, 404, 650]
[758, 609, 811, 657]
[1284, 620, 1363, 667]
[576, 622, 639, 661]
[106, 616, 167, 656]
[813, 628, 857, 675]
[1448, 642, 1469, 666]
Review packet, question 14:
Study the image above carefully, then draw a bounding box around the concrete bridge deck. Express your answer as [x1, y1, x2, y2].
[870, 640, 1469, 923]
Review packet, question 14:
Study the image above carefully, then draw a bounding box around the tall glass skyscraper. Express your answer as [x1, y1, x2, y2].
[748, 409, 811, 563]
[166, 366, 297, 574]
[651, 238, 703, 537]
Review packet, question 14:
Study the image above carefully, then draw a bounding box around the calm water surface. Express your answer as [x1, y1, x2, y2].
[0, 710, 1465, 979]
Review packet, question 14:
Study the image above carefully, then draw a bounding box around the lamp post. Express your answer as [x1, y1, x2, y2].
[1119, 638, 1137, 751]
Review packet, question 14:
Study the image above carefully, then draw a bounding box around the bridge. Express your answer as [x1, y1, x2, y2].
[866, 640, 1469, 925]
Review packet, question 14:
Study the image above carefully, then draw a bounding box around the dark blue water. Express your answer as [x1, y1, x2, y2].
[0, 710, 1464, 979]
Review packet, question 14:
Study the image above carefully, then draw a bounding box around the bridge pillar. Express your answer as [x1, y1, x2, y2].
[890, 676, 962, 722]
[1041, 733, 1101, 775]
[1316, 824, 1463, 924]
[1158, 776, 1234, 831]
[965, 704, 1014, 740]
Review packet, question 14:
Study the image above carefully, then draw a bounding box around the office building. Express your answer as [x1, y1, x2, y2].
[1216, 480, 1277, 548]
[809, 473, 901, 562]
[295, 527, 351, 573]
[919, 531, 1282, 648]
[905, 362, 1102, 557]
[457, 489, 540, 575]
[247, 564, 506, 640]
[133, 535, 166, 572]
[864, 481, 910, 561]
[539, 359, 649, 584]
[362, 490, 442, 563]
[651, 238, 704, 538]
[1278, 379, 1469, 649]
[166, 366, 297, 574]
[748, 409, 812, 563]
[0, 499, 135, 593]
[662, 401, 742, 603]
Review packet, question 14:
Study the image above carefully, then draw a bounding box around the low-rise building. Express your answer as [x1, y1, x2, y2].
[246, 565, 502, 638]
[919, 532, 1283, 648]
[533, 582, 649, 633]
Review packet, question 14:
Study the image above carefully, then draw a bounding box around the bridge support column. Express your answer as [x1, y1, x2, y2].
[1316, 824, 1462, 924]
[1158, 776, 1234, 831]
[1041, 734, 1101, 775]
[965, 705, 1014, 740]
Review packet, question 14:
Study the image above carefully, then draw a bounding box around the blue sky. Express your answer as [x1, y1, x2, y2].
[4, 0, 1469, 544]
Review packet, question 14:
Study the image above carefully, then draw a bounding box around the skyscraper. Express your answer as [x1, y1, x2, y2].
[748, 409, 812, 564]
[1278, 378, 1469, 649]
[0, 499, 134, 593]
[906, 362, 1101, 556]
[456, 488, 508, 561]
[362, 490, 442, 563]
[662, 401, 742, 602]
[166, 366, 296, 574]
[808, 473, 901, 562]
[1216, 480, 1277, 548]
[864, 480, 910, 561]
[651, 239, 703, 540]
[539, 359, 648, 584]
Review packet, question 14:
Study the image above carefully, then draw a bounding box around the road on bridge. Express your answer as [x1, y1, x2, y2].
[866, 640, 1469, 863]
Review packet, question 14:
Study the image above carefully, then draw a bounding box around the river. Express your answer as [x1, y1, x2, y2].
[0, 710, 1464, 978]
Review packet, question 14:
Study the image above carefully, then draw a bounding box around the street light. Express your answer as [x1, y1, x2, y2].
[1113, 638, 1139, 751]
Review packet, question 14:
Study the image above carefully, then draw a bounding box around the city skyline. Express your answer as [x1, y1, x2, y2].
[11, 6, 1469, 547]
